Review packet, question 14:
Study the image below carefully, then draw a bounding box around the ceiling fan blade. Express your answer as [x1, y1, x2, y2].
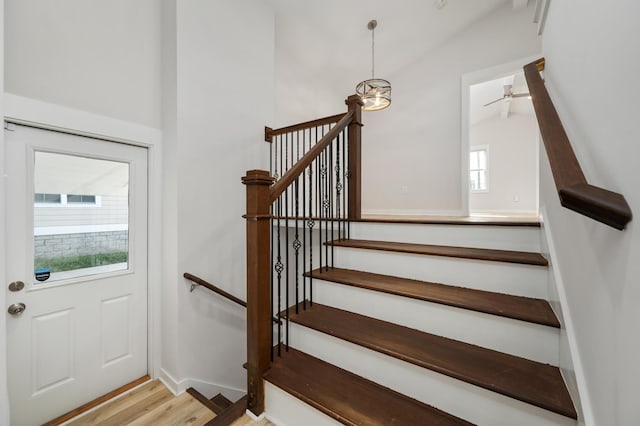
[483, 97, 504, 107]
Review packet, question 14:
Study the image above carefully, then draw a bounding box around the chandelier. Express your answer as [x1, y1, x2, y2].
[356, 20, 391, 111]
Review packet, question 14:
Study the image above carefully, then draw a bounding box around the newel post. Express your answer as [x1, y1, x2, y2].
[242, 169, 274, 416]
[346, 94, 364, 219]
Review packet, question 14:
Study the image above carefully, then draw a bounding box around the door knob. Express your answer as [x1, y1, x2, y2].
[7, 303, 26, 316]
[8, 281, 24, 292]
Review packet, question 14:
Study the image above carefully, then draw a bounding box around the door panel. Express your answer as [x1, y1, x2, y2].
[5, 124, 148, 426]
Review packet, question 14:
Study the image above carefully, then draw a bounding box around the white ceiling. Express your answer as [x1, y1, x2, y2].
[269, 0, 512, 79]
[470, 71, 534, 125]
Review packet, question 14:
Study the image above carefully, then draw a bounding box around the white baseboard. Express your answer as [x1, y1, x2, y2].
[539, 207, 591, 425]
[362, 208, 465, 217]
[158, 368, 245, 401]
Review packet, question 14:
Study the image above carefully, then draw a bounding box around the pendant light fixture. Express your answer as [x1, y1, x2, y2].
[356, 20, 391, 111]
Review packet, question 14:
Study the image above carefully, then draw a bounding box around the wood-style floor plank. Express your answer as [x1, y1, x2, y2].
[327, 239, 549, 265]
[287, 302, 576, 419]
[128, 392, 215, 426]
[264, 347, 473, 426]
[67, 380, 173, 425]
[44, 375, 150, 426]
[306, 267, 559, 327]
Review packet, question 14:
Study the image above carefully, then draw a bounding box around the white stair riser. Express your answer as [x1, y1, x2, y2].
[332, 247, 549, 299]
[313, 280, 560, 365]
[288, 325, 575, 426]
[265, 382, 341, 426]
[350, 222, 541, 251]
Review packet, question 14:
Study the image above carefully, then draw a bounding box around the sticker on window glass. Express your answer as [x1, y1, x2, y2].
[35, 268, 51, 282]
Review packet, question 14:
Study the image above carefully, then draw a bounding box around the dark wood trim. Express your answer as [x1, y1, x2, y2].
[328, 239, 549, 266]
[524, 58, 632, 230]
[184, 272, 247, 308]
[346, 94, 364, 219]
[272, 215, 541, 227]
[287, 303, 576, 419]
[205, 395, 249, 426]
[270, 111, 354, 202]
[42, 375, 151, 426]
[306, 267, 560, 327]
[186, 387, 226, 415]
[265, 348, 472, 425]
[242, 170, 274, 416]
[210, 393, 233, 410]
[265, 113, 347, 139]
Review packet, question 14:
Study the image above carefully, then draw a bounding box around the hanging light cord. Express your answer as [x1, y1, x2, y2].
[371, 26, 375, 79]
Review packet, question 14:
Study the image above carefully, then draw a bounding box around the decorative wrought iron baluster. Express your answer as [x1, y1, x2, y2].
[302, 129, 307, 310]
[307, 128, 314, 309]
[329, 140, 334, 270]
[317, 127, 323, 277]
[284, 133, 290, 351]
[294, 134, 300, 314]
[335, 132, 342, 264]
[275, 195, 282, 357]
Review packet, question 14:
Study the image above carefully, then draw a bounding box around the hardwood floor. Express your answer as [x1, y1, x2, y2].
[66, 380, 215, 426]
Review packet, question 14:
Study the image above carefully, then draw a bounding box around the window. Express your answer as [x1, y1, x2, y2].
[34, 193, 62, 204]
[67, 194, 96, 204]
[34, 193, 100, 207]
[470, 147, 488, 192]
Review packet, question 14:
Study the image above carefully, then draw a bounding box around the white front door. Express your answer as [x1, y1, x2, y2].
[5, 124, 148, 426]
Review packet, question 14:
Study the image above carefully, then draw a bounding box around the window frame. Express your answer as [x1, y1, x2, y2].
[469, 145, 489, 193]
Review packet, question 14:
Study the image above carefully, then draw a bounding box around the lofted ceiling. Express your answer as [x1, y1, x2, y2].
[268, 0, 513, 82]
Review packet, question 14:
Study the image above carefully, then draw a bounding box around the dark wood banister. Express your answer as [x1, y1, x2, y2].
[270, 111, 354, 203]
[243, 94, 363, 417]
[524, 58, 632, 230]
[264, 112, 347, 142]
[184, 272, 247, 307]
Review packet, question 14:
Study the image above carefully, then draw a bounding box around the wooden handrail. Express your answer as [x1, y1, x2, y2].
[183, 272, 247, 307]
[270, 111, 353, 203]
[243, 95, 363, 416]
[264, 112, 347, 142]
[524, 58, 632, 230]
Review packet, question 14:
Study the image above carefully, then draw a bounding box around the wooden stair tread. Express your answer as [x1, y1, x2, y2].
[186, 388, 225, 414]
[287, 302, 576, 419]
[210, 393, 233, 410]
[356, 216, 541, 227]
[306, 267, 559, 327]
[264, 347, 473, 426]
[327, 239, 548, 266]
[205, 395, 248, 426]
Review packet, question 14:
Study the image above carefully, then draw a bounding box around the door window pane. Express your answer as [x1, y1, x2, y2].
[33, 152, 130, 283]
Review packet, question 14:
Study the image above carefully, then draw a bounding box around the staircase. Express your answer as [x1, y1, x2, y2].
[262, 218, 578, 425]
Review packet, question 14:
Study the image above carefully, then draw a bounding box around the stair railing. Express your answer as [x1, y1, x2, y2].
[524, 58, 632, 230]
[243, 95, 363, 416]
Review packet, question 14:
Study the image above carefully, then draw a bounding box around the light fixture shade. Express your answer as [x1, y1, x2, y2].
[356, 78, 391, 111]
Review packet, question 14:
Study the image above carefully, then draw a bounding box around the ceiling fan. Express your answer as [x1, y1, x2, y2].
[483, 84, 530, 107]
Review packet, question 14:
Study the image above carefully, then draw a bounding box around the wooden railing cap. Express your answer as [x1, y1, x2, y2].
[242, 170, 275, 186]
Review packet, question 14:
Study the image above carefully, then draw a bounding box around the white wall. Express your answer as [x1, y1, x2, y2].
[273, 2, 541, 215]
[539, 1, 640, 425]
[160, 0, 274, 397]
[5, 0, 162, 128]
[362, 2, 540, 215]
[0, 0, 9, 421]
[469, 113, 538, 214]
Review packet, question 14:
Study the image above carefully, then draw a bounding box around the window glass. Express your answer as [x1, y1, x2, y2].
[33, 152, 130, 283]
[470, 148, 488, 191]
